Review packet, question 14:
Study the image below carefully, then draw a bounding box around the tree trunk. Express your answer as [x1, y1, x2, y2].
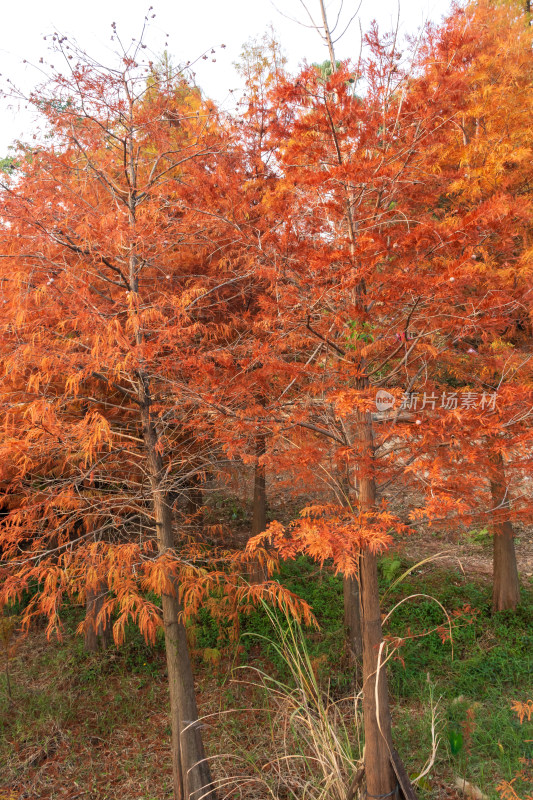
[142, 406, 216, 800]
[489, 449, 520, 613]
[84, 581, 111, 652]
[340, 469, 363, 659]
[249, 432, 268, 583]
[343, 575, 363, 658]
[186, 474, 204, 532]
[125, 120, 214, 798]
[357, 411, 397, 799]
[307, 3, 405, 789]
[85, 586, 99, 653]
[360, 548, 396, 799]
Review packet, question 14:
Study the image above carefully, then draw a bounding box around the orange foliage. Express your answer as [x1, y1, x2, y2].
[0, 0, 531, 653]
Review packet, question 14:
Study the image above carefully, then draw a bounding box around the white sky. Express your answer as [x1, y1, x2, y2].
[1, 0, 452, 154]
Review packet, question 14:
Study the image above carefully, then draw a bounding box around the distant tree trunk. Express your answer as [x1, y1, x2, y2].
[84, 580, 111, 652]
[343, 575, 363, 658]
[142, 404, 215, 800]
[489, 449, 520, 612]
[84, 588, 99, 653]
[186, 473, 204, 532]
[249, 431, 268, 583]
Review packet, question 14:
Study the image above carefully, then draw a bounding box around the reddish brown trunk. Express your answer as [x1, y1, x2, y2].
[249, 432, 268, 583]
[142, 405, 215, 800]
[340, 470, 363, 659]
[84, 580, 111, 653]
[84, 587, 99, 653]
[360, 547, 396, 798]
[489, 449, 520, 613]
[357, 410, 397, 798]
[343, 575, 363, 659]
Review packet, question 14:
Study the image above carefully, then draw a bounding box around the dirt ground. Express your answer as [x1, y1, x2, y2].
[398, 526, 533, 581]
[246, 469, 533, 583]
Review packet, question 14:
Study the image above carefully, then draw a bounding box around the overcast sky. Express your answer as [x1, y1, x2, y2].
[1, 0, 452, 154]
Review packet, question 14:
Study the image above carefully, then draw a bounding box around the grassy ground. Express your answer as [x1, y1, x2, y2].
[1, 556, 532, 800]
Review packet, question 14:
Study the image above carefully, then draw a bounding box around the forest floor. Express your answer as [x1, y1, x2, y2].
[1, 533, 532, 800]
[225, 470, 533, 581]
[401, 525, 533, 582]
